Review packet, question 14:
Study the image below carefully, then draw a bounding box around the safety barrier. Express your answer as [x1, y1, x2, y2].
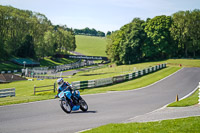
[0, 88, 15, 98]
[71, 64, 166, 90]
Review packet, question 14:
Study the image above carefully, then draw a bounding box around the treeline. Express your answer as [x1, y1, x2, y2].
[74, 27, 105, 37]
[106, 9, 200, 65]
[0, 5, 76, 61]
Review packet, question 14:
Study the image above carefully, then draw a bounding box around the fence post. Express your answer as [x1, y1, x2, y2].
[54, 82, 56, 93]
[14, 88, 16, 96]
[34, 85, 36, 95]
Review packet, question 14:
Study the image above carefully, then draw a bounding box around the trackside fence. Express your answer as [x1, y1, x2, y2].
[0, 88, 15, 98]
[72, 64, 166, 90]
[34, 83, 56, 95]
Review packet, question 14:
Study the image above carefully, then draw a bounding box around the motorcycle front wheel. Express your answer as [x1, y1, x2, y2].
[60, 100, 71, 113]
[80, 98, 88, 112]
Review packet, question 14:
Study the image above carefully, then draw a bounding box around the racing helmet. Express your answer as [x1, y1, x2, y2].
[57, 78, 64, 87]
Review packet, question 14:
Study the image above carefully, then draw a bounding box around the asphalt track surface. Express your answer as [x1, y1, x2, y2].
[0, 67, 200, 133]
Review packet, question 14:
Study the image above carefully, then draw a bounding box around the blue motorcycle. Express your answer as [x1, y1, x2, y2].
[58, 88, 88, 113]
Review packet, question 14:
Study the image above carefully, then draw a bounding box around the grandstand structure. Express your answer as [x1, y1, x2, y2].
[11, 58, 40, 67]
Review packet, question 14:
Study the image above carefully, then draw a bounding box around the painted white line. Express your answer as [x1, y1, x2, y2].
[77, 128, 92, 133]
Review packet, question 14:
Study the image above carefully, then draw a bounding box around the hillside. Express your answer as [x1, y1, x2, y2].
[75, 35, 107, 57]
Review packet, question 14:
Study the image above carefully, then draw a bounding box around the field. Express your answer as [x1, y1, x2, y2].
[75, 35, 107, 56]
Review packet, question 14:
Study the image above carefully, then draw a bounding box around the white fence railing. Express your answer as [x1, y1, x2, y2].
[72, 64, 166, 90]
[0, 88, 15, 98]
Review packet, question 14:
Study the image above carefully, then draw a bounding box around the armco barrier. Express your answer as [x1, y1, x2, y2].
[113, 75, 126, 83]
[71, 63, 166, 90]
[95, 78, 113, 87]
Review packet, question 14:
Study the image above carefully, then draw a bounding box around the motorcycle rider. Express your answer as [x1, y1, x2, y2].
[55, 78, 79, 105]
[56, 78, 73, 95]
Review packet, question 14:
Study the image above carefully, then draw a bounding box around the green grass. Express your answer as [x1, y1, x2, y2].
[168, 89, 199, 107]
[0, 79, 57, 106]
[0, 62, 23, 71]
[75, 35, 107, 56]
[161, 59, 200, 67]
[83, 116, 200, 133]
[0, 57, 77, 71]
[39, 57, 77, 67]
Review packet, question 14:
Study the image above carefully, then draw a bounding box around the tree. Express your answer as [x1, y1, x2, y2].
[106, 18, 146, 64]
[106, 31, 111, 36]
[187, 9, 200, 57]
[74, 27, 105, 37]
[120, 18, 146, 64]
[0, 5, 76, 60]
[16, 35, 35, 58]
[144, 15, 174, 59]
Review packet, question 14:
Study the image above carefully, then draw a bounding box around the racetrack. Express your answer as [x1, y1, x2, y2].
[0, 67, 200, 133]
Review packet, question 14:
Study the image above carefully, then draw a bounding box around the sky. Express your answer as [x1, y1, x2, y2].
[0, 0, 200, 33]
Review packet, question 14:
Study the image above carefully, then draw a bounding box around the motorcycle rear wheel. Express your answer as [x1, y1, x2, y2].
[80, 99, 88, 112]
[60, 100, 71, 113]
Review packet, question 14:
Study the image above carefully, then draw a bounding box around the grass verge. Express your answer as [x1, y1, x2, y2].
[168, 89, 199, 107]
[83, 116, 200, 133]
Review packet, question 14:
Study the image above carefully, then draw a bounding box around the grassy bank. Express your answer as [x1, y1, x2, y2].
[83, 116, 200, 133]
[39, 57, 77, 67]
[75, 35, 107, 56]
[0, 57, 77, 71]
[0, 62, 23, 71]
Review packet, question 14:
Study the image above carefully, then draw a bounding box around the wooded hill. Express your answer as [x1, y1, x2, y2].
[106, 9, 200, 64]
[0, 5, 76, 61]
